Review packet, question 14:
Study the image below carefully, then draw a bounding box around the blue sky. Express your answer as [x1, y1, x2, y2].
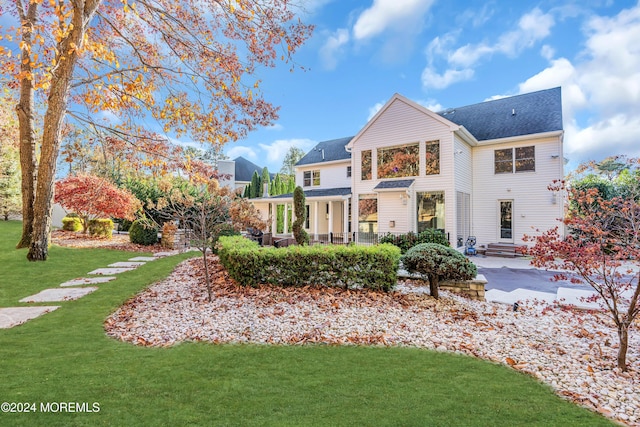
[216, 0, 640, 173]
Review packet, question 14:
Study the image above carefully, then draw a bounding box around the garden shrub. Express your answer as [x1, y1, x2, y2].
[380, 229, 449, 253]
[61, 216, 82, 232]
[292, 186, 309, 245]
[401, 243, 477, 299]
[218, 236, 400, 291]
[129, 218, 159, 245]
[211, 223, 241, 253]
[87, 219, 114, 238]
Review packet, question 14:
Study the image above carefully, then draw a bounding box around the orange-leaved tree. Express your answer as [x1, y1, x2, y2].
[54, 174, 140, 233]
[0, 0, 312, 260]
[524, 158, 640, 371]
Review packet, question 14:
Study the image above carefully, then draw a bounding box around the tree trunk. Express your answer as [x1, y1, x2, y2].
[15, 1, 39, 249]
[27, 6, 89, 261]
[429, 274, 439, 299]
[617, 323, 629, 371]
[203, 249, 212, 302]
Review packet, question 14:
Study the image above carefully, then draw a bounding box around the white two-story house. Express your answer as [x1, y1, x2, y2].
[252, 87, 565, 248]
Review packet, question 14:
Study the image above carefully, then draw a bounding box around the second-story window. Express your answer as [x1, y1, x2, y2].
[361, 150, 372, 180]
[377, 142, 419, 178]
[495, 146, 535, 174]
[347, 166, 352, 178]
[425, 140, 440, 175]
[303, 170, 320, 187]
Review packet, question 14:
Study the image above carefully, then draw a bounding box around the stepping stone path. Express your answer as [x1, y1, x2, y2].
[20, 287, 99, 303]
[0, 307, 60, 329]
[60, 276, 117, 287]
[0, 252, 172, 329]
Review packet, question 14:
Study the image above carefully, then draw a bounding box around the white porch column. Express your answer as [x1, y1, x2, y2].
[328, 201, 334, 234]
[313, 201, 319, 236]
[283, 203, 289, 234]
[343, 199, 349, 234]
[271, 202, 277, 234]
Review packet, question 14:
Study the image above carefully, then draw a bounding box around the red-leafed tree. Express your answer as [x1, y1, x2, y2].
[524, 158, 640, 371]
[54, 174, 141, 233]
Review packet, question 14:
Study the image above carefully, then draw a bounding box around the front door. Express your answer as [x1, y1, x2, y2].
[499, 200, 513, 243]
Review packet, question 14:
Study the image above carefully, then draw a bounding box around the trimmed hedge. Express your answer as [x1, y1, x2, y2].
[379, 229, 449, 254]
[62, 216, 82, 232]
[129, 218, 159, 245]
[87, 219, 114, 238]
[218, 236, 401, 291]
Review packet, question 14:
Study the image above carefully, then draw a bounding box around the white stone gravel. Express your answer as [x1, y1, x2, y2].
[106, 258, 639, 425]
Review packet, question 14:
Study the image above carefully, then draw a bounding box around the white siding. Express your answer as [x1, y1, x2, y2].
[296, 161, 351, 190]
[351, 97, 458, 243]
[471, 136, 564, 247]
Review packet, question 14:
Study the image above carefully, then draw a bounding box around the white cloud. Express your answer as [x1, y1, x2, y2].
[367, 101, 385, 121]
[226, 145, 258, 161]
[353, 0, 436, 40]
[540, 44, 555, 60]
[448, 8, 555, 68]
[515, 3, 640, 163]
[423, 7, 555, 90]
[421, 67, 474, 90]
[457, 4, 495, 28]
[319, 28, 350, 70]
[266, 123, 284, 131]
[416, 99, 444, 112]
[258, 138, 316, 165]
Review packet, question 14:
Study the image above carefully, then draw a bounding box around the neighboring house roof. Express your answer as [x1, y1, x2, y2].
[437, 87, 563, 141]
[296, 136, 353, 166]
[373, 179, 415, 190]
[270, 187, 352, 199]
[233, 156, 273, 182]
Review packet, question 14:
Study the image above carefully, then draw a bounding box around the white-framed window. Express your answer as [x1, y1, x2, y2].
[347, 166, 352, 178]
[495, 146, 535, 174]
[425, 140, 440, 175]
[303, 170, 320, 187]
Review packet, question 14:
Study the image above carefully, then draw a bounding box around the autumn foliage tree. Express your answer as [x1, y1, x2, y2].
[524, 157, 640, 371]
[54, 174, 140, 233]
[0, 0, 312, 260]
[161, 179, 265, 301]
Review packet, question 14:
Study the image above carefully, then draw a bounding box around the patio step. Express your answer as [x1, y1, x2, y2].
[485, 243, 525, 258]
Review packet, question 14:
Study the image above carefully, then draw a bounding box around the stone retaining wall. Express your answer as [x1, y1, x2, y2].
[440, 274, 487, 301]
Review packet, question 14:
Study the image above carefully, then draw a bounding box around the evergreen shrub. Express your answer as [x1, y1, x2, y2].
[380, 229, 449, 253]
[218, 236, 400, 290]
[129, 218, 159, 245]
[62, 216, 82, 232]
[87, 219, 114, 238]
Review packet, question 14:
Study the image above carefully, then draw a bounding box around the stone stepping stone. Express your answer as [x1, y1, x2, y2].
[60, 277, 117, 287]
[153, 251, 177, 257]
[129, 256, 157, 262]
[19, 287, 98, 303]
[108, 261, 146, 268]
[87, 267, 136, 275]
[0, 306, 60, 329]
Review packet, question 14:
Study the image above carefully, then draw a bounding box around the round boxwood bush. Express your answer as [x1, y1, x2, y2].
[62, 216, 83, 232]
[401, 243, 477, 299]
[129, 218, 159, 245]
[88, 219, 114, 238]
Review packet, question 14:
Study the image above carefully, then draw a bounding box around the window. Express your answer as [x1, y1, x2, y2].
[361, 150, 372, 180]
[425, 140, 440, 175]
[495, 146, 535, 174]
[347, 166, 352, 178]
[417, 192, 445, 232]
[377, 143, 419, 178]
[303, 170, 320, 187]
[358, 194, 378, 233]
[494, 148, 513, 174]
[515, 146, 535, 172]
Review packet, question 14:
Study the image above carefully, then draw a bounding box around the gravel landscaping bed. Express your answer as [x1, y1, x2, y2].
[105, 257, 640, 426]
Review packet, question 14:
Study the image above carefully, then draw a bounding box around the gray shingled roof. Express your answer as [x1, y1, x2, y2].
[270, 187, 352, 199]
[233, 156, 271, 182]
[296, 136, 353, 166]
[373, 179, 415, 190]
[438, 87, 562, 141]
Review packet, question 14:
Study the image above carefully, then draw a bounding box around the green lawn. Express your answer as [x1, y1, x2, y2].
[0, 221, 613, 426]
